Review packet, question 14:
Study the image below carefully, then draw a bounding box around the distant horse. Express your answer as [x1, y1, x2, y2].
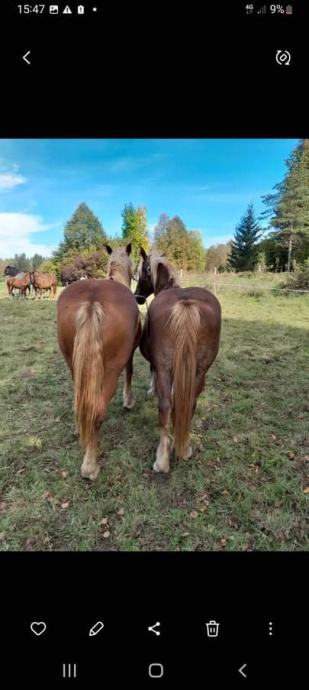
[30, 271, 57, 298]
[4, 266, 30, 296]
[7, 272, 31, 298]
[134, 249, 221, 473]
[4, 265, 19, 277]
[57, 243, 141, 480]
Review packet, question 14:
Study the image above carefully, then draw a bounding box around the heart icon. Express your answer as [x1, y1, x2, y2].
[30, 621, 47, 636]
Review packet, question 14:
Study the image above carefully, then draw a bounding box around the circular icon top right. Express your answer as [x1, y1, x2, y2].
[276, 50, 291, 65]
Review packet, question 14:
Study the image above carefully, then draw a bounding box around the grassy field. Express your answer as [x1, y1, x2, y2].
[0, 273, 308, 551]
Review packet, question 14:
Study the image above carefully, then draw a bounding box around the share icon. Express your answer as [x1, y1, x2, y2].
[148, 621, 161, 636]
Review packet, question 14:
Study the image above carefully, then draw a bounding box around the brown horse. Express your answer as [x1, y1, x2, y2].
[7, 272, 31, 298]
[134, 249, 221, 473]
[57, 243, 141, 480]
[30, 271, 57, 298]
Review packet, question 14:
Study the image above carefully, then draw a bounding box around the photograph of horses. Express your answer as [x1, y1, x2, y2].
[0, 139, 308, 551]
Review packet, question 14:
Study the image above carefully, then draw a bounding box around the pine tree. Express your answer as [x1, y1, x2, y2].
[32, 254, 45, 271]
[14, 252, 31, 272]
[54, 203, 107, 262]
[121, 203, 149, 261]
[228, 205, 262, 272]
[261, 139, 309, 271]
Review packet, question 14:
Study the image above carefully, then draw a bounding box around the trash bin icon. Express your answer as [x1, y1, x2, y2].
[206, 620, 220, 637]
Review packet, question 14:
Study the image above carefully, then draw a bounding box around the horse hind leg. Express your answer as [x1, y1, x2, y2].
[147, 367, 156, 397]
[123, 354, 135, 409]
[81, 423, 102, 481]
[153, 371, 172, 473]
[182, 369, 206, 460]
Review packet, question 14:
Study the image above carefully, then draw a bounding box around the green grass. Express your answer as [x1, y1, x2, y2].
[0, 273, 308, 551]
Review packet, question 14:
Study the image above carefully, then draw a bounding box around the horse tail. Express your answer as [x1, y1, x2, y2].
[168, 300, 200, 458]
[73, 301, 105, 449]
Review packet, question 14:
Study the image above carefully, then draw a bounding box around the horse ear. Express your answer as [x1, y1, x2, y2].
[156, 262, 170, 293]
[104, 244, 113, 255]
[126, 243, 132, 255]
[140, 247, 147, 260]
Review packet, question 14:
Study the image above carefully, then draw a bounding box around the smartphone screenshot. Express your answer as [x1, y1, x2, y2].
[0, 1, 307, 685]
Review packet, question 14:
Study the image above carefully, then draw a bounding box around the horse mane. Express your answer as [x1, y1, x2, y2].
[107, 248, 133, 287]
[149, 252, 180, 292]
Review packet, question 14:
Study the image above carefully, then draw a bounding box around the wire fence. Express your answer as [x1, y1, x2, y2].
[208, 282, 309, 294]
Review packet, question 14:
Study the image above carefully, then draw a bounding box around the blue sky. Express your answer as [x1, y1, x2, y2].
[0, 139, 298, 258]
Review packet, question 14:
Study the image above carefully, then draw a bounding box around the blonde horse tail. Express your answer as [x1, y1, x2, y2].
[72, 301, 105, 449]
[168, 300, 200, 457]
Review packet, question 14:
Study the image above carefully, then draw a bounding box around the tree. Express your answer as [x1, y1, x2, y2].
[258, 235, 290, 272]
[39, 259, 57, 274]
[153, 215, 207, 270]
[13, 253, 31, 272]
[54, 203, 107, 263]
[185, 230, 206, 270]
[154, 215, 188, 268]
[228, 205, 262, 272]
[57, 245, 109, 283]
[121, 203, 149, 261]
[261, 139, 309, 271]
[205, 242, 232, 272]
[32, 254, 45, 271]
[154, 213, 170, 244]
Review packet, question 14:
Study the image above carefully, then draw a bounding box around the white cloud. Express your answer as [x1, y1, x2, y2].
[0, 213, 56, 258]
[0, 173, 26, 190]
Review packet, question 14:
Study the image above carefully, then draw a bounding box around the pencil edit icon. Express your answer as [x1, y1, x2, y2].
[89, 621, 104, 637]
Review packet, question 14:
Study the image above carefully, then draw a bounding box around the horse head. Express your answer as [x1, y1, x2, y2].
[104, 243, 134, 287]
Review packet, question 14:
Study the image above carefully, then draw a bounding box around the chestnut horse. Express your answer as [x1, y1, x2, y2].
[7, 272, 31, 298]
[134, 249, 221, 473]
[30, 271, 57, 298]
[57, 243, 141, 480]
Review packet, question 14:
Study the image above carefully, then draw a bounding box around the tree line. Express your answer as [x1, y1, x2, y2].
[206, 139, 309, 273]
[2, 139, 308, 278]
[13, 202, 207, 282]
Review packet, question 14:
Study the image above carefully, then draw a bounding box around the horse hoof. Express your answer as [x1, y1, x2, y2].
[183, 445, 193, 459]
[81, 465, 100, 481]
[147, 388, 154, 398]
[153, 460, 169, 474]
[123, 397, 135, 410]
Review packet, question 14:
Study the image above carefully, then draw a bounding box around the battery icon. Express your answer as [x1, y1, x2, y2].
[285, 4, 293, 13]
[77, 4, 85, 13]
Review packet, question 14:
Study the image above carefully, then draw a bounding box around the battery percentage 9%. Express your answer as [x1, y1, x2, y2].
[270, 4, 285, 12]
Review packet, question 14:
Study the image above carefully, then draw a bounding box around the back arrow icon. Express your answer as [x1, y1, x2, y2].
[23, 51, 31, 65]
[238, 663, 247, 678]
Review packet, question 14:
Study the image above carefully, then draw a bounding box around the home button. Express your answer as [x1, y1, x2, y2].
[148, 663, 164, 679]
